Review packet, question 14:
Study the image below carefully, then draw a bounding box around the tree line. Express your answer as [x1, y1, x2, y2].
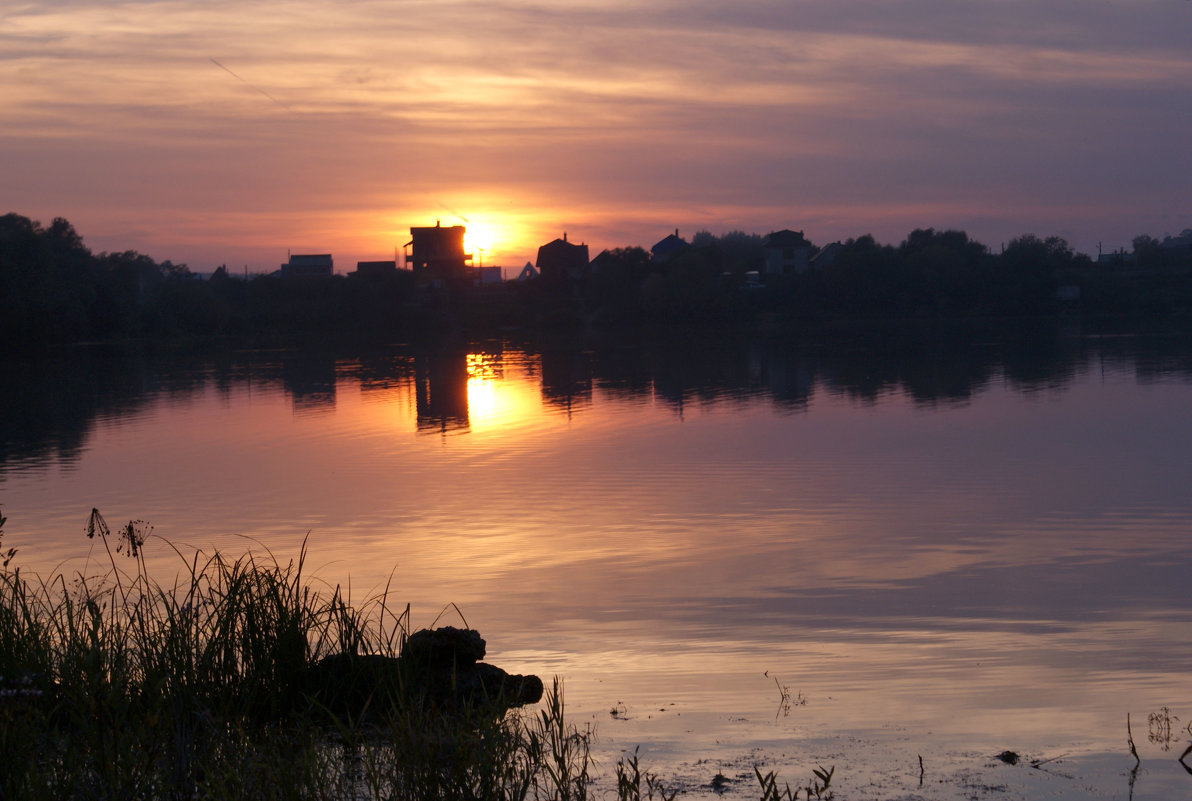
[3, 212, 1191, 347]
[0, 213, 428, 346]
[575, 228, 1192, 325]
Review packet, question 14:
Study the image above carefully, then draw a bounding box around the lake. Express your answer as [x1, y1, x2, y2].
[4, 321, 1192, 799]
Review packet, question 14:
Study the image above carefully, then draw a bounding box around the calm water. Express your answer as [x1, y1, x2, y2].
[4, 324, 1192, 799]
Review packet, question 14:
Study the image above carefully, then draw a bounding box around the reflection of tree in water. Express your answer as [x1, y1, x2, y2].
[585, 343, 651, 403]
[525, 321, 1192, 417]
[7, 324, 1192, 466]
[345, 351, 416, 394]
[0, 349, 152, 470]
[812, 320, 1074, 405]
[645, 334, 770, 411]
[281, 351, 337, 414]
[539, 348, 592, 416]
[1, 346, 340, 471]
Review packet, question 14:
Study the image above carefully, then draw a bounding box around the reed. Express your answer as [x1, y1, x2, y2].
[1, 509, 836, 800]
[0, 510, 589, 800]
[754, 764, 834, 801]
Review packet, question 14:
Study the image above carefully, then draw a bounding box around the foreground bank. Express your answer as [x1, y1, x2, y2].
[0, 509, 834, 801]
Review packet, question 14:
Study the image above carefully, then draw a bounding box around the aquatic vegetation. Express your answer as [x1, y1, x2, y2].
[1148, 706, 1181, 751]
[614, 748, 675, 801]
[764, 671, 806, 719]
[1, 508, 843, 800]
[754, 764, 834, 801]
[0, 510, 587, 800]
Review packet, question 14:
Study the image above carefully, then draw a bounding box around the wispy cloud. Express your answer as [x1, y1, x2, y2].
[1, 0, 1190, 268]
[208, 57, 291, 109]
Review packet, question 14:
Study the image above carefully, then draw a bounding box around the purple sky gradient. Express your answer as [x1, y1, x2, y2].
[2, 0, 1189, 273]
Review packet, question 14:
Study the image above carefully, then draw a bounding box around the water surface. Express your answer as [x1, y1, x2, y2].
[4, 326, 1192, 798]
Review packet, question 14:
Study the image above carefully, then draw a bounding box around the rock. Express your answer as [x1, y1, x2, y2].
[307, 627, 542, 722]
[402, 626, 486, 668]
[995, 750, 1020, 765]
[419, 661, 544, 709]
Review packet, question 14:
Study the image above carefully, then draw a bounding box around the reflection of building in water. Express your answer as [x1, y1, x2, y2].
[405, 221, 470, 286]
[281, 353, 337, 413]
[415, 350, 470, 434]
[539, 349, 592, 417]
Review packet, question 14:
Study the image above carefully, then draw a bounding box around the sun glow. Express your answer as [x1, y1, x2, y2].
[464, 222, 497, 261]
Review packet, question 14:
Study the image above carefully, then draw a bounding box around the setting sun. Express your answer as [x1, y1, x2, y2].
[464, 222, 497, 261]
[457, 212, 539, 271]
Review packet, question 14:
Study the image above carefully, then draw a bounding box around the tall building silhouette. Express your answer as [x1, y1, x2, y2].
[405, 221, 470, 286]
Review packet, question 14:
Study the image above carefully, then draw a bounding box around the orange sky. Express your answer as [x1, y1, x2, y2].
[2, 1, 1190, 273]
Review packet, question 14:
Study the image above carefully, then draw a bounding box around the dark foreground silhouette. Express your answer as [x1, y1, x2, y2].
[308, 626, 544, 722]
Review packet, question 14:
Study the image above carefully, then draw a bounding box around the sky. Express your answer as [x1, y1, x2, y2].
[2, 0, 1190, 275]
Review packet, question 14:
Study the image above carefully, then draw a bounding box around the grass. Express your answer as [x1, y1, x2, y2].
[0, 509, 590, 800]
[754, 765, 834, 801]
[0, 509, 833, 800]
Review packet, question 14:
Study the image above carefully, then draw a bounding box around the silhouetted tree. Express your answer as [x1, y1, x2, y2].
[1132, 234, 1166, 270]
[894, 229, 991, 315]
[690, 230, 765, 274]
[994, 234, 1073, 314]
[91, 250, 192, 336]
[586, 246, 651, 321]
[0, 214, 96, 343]
[816, 234, 903, 315]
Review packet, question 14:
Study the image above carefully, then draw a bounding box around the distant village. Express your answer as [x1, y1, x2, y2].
[5, 209, 1192, 348]
[268, 219, 1192, 294]
[271, 221, 837, 286]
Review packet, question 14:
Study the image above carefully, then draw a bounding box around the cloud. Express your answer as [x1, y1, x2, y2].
[1, 0, 1190, 268]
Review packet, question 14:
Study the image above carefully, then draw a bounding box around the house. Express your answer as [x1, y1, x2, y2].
[536, 233, 590, 285]
[810, 242, 843, 270]
[475, 265, 503, 285]
[405, 221, 471, 285]
[650, 230, 688, 263]
[516, 262, 539, 281]
[589, 246, 650, 276]
[355, 260, 397, 278]
[588, 249, 620, 276]
[1097, 249, 1135, 265]
[762, 230, 811, 274]
[281, 254, 333, 279]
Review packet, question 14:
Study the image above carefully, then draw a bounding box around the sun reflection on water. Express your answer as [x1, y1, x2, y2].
[465, 351, 542, 433]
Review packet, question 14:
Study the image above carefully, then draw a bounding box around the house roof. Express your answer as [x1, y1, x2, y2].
[763, 230, 809, 248]
[536, 234, 590, 272]
[810, 242, 843, 266]
[538, 237, 588, 255]
[288, 254, 333, 266]
[650, 231, 688, 261]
